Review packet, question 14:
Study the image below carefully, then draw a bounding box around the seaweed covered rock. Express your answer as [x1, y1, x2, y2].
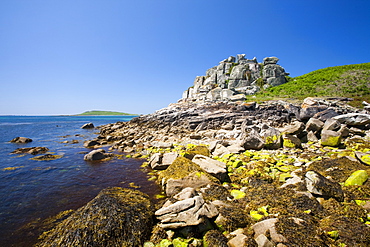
[305, 171, 344, 201]
[158, 156, 219, 196]
[203, 230, 228, 247]
[36, 187, 153, 247]
[11, 147, 49, 155]
[10, 137, 32, 143]
[319, 215, 370, 246]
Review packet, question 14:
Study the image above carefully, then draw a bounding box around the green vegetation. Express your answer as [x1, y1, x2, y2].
[249, 62, 370, 108]
[76, 110, 137, 116]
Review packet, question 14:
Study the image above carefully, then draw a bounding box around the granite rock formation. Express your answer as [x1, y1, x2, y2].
[182, 54, 289, 102]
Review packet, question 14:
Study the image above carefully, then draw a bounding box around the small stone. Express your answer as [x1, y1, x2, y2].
[228, 234, 249, 247]
[255, 234, 274, 247]
[344, 170, 368, 186]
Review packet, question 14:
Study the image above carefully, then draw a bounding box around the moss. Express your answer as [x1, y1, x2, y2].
[203, 230, 228, 247]
[158, 157, 218, 184]
[183, 145, 210, 160]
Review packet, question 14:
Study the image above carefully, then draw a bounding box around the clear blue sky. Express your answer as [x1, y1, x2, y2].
[1, 0, 369, 115]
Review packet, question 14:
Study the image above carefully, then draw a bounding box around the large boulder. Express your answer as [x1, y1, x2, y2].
[84, 149, 107, 161]
[239, 129, 264, 150]
[36, 187, 153, 247]
[305, 171, 344, 201]
[321, 130, 342, 147]
[333, 113, 370, 126]
[158, 157, 219, 196]
[155, 193, 218, 229]
[192, 154, 228, 181]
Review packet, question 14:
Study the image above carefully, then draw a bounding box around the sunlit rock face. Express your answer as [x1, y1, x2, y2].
[182, 54, 289, 102]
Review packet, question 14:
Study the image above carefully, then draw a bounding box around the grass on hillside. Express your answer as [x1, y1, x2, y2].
[247, 63, 370, 108]
[77, 110, 137, 116]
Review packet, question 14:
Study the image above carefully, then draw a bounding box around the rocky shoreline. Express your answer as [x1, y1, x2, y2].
[37, 97, 370, 246]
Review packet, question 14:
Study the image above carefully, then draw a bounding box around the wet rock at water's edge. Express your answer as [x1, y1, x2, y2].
[36, 187, 153, 247]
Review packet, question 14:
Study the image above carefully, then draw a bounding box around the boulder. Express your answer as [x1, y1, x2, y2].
[322, 118, 341, 131]
[36, 187, 153, 247]
[161, 152, 178, 167]
[333, 113, 370, 126]
[228, 234, 249, 247]
[313, 108, 339, 122]
[299, 105, 328, 121]
[305, 171, 344, 201]
[355, 151, 370, 165]
[212, 143, 230, 157]
[281, 121, 305, 136]
[344, 170, 368, 186]
[263, 57, 279, 65]
[81, 122, 94, 129]
[10, 137, 32, 143]
[158, 157, 218, 196]
[282, 134, 301, 149]
[83, 140, 100, 147]
[192, 155, 228, 181]
[260, 127, 282, 149]
[84, 149, 107, 161]
[320, 130, 342, 147]
[149, 153, 165, 170]
[252, 218, 287, 244]
[239, 129, 264, 150]
[305, 118, 324, 133]
[155, 194, 218, 229]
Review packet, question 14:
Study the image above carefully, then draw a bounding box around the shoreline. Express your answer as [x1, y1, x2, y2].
[36, 98, 370, 246]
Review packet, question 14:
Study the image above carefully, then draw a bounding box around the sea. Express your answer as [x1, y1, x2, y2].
[0, 115, 160, 247]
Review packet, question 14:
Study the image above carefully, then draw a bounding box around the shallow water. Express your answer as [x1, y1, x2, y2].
[0, 116, 160, 246]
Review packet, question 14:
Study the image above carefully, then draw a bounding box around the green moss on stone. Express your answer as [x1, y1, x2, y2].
[344, 170, 369, 186]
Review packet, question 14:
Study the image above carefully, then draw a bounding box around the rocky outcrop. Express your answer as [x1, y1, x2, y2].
[36, 187, 153, 247]
[9, 137, 32, 143]
[84, 96, 370, 247]
[182, 54, 289, 102]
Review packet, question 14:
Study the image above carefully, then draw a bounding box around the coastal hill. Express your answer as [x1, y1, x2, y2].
[252, 62, 370, 108]
[75, 110, 137, 116]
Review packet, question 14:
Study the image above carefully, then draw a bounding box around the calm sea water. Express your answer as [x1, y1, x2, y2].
[0, 116, 160, 247]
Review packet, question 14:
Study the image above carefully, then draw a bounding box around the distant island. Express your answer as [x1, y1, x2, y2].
[75, 110, 138, 116]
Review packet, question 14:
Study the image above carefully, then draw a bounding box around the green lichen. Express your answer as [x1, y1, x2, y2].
[344, 170, 368, 186]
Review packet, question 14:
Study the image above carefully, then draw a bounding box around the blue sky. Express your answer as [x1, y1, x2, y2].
[0, 0, 369, 115]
